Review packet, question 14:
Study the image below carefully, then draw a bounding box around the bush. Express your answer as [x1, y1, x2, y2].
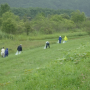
[1, 18, 17, 34]
[40, 27, 53, 34]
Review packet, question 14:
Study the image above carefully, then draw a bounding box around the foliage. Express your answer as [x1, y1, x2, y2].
[50, 14, 63, 22]
[1, 18, 17, 34]
[1, 11, 26, 34]
[1, 11, 20, 34]
[0, 31, 14, 39]
[77, 20, 90, 35]
[0, 0, 90, 16]
[11, 7, 73, 19]
[0, 4, 90, 36]
[62, 19, 76, 30]
[71, 10, 86, 23]
[24, 20, 32, 35]
[0, 3, 10, 16]
[61, 13, 70, 19]
[1, 11, 19, 21]
[16, 20, 25, 34]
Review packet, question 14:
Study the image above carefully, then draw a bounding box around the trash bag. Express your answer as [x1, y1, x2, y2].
[63, 41, 65, 43]
[57, 40, 59, 43]
[44, 45, 46, 49]
[1, 52, 2, 55]
[15, 51, 18, 55]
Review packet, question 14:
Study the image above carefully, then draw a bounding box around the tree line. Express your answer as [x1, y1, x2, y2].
[0, 4, 90, 36]
[0, 0, 90, 16]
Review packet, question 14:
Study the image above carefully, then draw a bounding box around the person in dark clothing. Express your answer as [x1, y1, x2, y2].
[59, 36, 62, 43]
[5, 48, 8, 57]
[17, 44, 22, 54]
[46, 41, 50, 48]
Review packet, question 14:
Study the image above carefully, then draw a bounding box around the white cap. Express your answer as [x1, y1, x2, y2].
[46, 41, 49, 43]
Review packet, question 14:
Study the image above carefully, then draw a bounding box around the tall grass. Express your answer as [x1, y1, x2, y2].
[15, 31, 88, 40]
[0, 31, 14, 40]
[0, 31, 89, 54]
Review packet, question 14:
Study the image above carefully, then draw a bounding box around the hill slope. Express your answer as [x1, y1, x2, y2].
[0, 0, 90, 16]
[0, 36, 90, 89]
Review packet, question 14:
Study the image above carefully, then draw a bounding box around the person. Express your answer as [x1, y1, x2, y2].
[46, 41, 50, 48]
[64, 36, 68, 42]
[5, 48, 8, 57]
[17, 44, 22, 54]
[59, 36, 62, 43]
[1, 47, 5, 57]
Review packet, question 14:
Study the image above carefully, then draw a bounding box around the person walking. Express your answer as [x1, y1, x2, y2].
[64, 36, 68, 42]
[5, 48, 9, 57]
[1, 47, 5, 57]
[15, 44, 22, 55]
[17, 44, 22, 54]
[59, 36, 62, 43]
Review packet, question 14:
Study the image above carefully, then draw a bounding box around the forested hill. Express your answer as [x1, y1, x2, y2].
[0, 0, 90, 16]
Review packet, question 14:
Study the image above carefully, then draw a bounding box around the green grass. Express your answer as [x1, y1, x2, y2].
[0, 31, 89, 54]
[0, 36, 90, 90]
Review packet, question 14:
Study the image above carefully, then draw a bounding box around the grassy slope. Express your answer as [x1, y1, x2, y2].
[0, 36, 90, 90]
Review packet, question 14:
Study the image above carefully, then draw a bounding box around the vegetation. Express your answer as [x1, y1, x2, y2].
[0, 36, 90, 90]
[0, 0, 90, 16]
[0, 3, 90, 90]
[11, 8, 73, 19]
[0, 4, 90, 37]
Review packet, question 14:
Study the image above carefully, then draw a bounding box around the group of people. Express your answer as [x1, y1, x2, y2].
[1, 44, 22, 57]
[45, 36, 68, 49]
[1, 47, 8, 57]
[1, 36, 68, 57]
[58, 36, 68, 44]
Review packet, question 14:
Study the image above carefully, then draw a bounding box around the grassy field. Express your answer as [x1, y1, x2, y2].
[0, 35, 90, 90]
[0, 31, 88, 53]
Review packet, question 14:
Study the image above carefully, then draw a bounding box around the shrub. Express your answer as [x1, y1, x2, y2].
[1, 18, 17, 34]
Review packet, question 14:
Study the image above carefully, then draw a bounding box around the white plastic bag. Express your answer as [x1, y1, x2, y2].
[1, 52, 2, 55]
[63, 41, 65, 43]
[57, 40, 59, 43]
[15, 51, 18, 55]
[44, 45, 46, 49]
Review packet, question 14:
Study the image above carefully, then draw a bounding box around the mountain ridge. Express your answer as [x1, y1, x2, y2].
[0, 0, 90, 16]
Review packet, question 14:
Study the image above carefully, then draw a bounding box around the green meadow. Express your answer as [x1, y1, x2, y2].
[0, 33, 90, 90]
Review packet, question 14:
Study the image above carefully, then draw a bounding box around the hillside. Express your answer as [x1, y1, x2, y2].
[0, 36, 90, 89]
[0, 0, 90, 16]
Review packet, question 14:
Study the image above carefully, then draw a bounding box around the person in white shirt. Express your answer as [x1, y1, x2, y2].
[1, 47, 5, 57]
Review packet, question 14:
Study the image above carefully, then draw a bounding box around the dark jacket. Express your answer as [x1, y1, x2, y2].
[5, 48, 8, 57]
[59, 37, 62, 41]
[17, 45, 22, 51]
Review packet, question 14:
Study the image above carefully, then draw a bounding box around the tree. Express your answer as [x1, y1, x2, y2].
[0, 3, 10, 16]
[50, 14, 63, 22]
[2, 11, 19, 21]
[24, 20, 32, 35]
[71, 10, 86, 23]
[61, 13, 70, 19]
[1, 11, 19, 34]
[2, 18, 17, 34]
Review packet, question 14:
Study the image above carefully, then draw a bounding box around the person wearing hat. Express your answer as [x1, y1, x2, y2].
[59, 36, 62, 43]
[46, 41, 50, 48]
[17, 44, 22, 54]
[5, 48, 9, 57]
